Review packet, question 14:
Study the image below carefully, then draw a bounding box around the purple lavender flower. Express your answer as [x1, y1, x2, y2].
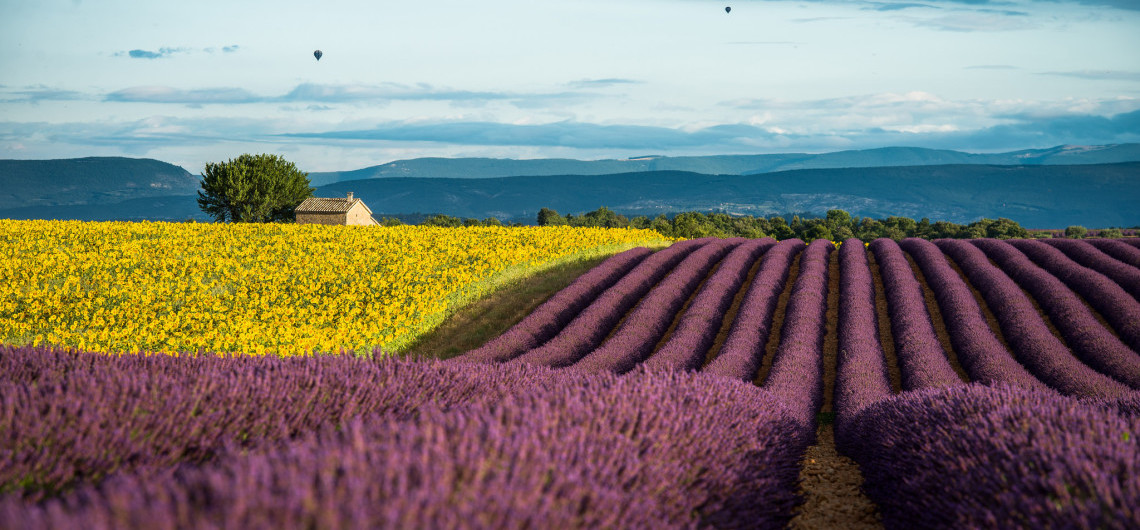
[1, 355, 811, 529]
[838, 384, 1140, 529]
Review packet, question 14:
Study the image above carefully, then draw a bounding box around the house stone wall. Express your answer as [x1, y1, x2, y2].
[295, 212, 347, 225]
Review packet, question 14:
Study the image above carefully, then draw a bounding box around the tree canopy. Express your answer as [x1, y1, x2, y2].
[197, 154, 314, 223]
[1065, 225, 1089, 239]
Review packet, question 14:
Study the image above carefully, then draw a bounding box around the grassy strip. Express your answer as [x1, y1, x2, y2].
[401, 241, 671, 359]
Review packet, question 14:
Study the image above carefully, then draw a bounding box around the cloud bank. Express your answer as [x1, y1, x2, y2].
[276, 109, 1140, 153]
[11, 107, 1131, 155]
[117, 45, 241, 59]
[79, 83, 603, 107]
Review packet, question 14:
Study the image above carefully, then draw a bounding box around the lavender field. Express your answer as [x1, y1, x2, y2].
[3, 237, 1140, 529]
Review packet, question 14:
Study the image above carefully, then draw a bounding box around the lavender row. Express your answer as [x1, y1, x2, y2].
[642, 238, 776, 372]
[899, 238, 1053, 392]
[868, 238, 963, 390]
[2, 357, 811, 529]
[937, 239, 1131, 398]
[834, 239, 893, 431]
[703, 239, 804, 381]
[1122, 238, 1140, 249]
[1043, 238, 1140, 301]
[454, 246, 652, 363]
[509, 238, 708, 368]
[838, 384, 1140, 529]
[0, 345, 571, 499]
[761, 239, 833, 431]
[972, 239, 1140, 389]
[571, 239, 739, 373]
[1088, 238, 1140, 269]
[1008, 239, 1140, 352]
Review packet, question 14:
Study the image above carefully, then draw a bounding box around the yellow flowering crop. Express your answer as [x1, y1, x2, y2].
[0, 220, 671, 356]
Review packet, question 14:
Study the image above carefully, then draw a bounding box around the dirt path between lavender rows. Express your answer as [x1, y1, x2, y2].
[790, 423, 883, 529]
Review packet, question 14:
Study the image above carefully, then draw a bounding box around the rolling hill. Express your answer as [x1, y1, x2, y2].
[2, 150, 1139, 228]
[306, 144, 1140, 185]
[312, 163, 1140, 228]
[0, 157, 199, 211]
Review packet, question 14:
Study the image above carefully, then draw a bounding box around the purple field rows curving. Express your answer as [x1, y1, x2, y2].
[702, 238, 804, 381]
[573, 238, 738, 373]
[6, 237, 1140, 529]
[760, 239, 833, 431]
[1043, 238, 1140, 301]
[972, 238, 1140, 389]
[936, 239, 1131, 398]
[834, 239, 892, 426]
[900, 238, 1053, 392]
[642, 238, 775, 372]
[831, 239, 1140, 526]
[505, 238, 706, 367]
[1088, 238, 1140, 269]
[454, 246, 653, 363]
[868, 238, 963, 390]
[1008, 239, 1140, 353]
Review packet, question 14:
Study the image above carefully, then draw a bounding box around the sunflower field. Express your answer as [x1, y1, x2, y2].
[0, 220, 670, 356]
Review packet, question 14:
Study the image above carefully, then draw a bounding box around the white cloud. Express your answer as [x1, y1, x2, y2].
[114, 45, 242, 59]
[903, 12, 1038, 31]
[882, 124, 961, 133]
[1038, 70, 1140, 81]
[105, 86, 261, 104]
[2, 103, 1137, 171]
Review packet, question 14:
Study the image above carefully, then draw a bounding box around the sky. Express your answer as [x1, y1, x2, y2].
[1, 0, 1139, 172]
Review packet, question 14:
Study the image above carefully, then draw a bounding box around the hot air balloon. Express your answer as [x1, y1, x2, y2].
[725, 6, 731, 13]
[313, 50, 323, 61]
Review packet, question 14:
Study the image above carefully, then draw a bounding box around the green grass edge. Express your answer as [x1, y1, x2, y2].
[380, 238, 673, 357]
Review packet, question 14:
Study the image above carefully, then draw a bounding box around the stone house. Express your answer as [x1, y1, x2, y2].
[294, 192, 379, 226]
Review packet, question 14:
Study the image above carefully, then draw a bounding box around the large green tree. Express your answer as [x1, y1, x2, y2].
[197, 154, 314, 223]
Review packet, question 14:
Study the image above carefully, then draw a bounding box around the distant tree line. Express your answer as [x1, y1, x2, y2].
[1045, 226, 1136, 239]
[413, 215, 519, 228]
[534, 207, 1033, 241]
[386, 207, 1137, 242]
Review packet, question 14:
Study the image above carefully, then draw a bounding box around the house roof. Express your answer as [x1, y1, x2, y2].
[295, 197, 373, 215]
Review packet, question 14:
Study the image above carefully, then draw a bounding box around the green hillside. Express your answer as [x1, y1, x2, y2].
[0, 157, 199, 210]
[3, 155, 1138, 229]
[316, 163, 1140, 228]
[307, 144, 1140, 185]
[0, 194, 207, 222]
